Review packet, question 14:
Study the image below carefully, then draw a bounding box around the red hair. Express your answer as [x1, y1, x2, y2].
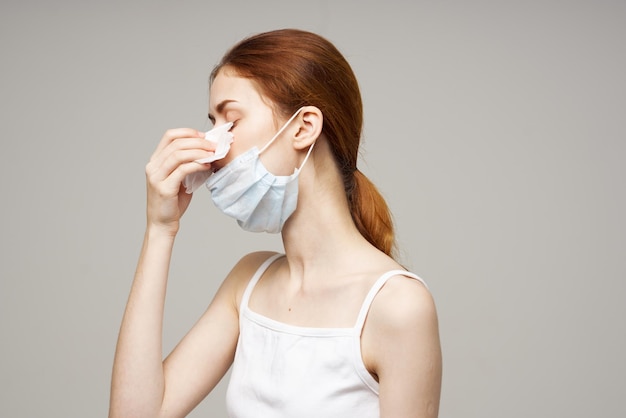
[212, 29, 396, 257]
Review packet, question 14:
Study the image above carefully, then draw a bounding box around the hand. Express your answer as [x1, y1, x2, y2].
[144, 128, 215, 234]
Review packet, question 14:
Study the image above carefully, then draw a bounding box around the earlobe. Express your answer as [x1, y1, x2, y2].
[293, 106, 323, 150]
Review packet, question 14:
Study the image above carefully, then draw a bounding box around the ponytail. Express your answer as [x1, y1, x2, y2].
[349, 170, 396, 258]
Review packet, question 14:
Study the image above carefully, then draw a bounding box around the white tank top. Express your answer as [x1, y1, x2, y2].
[225, 254, 427, 418]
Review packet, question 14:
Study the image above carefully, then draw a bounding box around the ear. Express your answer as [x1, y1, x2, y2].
[292, 106, 323, 150]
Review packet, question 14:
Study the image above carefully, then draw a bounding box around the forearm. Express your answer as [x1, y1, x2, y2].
[109, 227, 176, 417]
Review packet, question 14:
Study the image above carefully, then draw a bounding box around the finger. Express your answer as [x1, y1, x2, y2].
[151, 128, 205, 160]
[153, 159, 213, 197]
[147, 148, 215, 185]
[149, 137, 217, 171]
[162, 137, 217, 154]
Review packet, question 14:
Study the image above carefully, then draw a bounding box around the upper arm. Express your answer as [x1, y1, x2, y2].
[159, 251, 277, 417]
[362, 277, 442, 418]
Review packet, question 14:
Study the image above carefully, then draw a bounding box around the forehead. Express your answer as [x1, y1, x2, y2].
[209, 70, 265, 112]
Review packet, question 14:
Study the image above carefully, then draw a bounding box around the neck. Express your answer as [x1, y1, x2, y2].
[279, 140, 386, 281]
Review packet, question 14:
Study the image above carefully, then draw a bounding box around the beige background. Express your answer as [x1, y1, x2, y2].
[1, 0, 624, 417]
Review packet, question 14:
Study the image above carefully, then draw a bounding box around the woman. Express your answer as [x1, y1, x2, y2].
[109, 28, 441, 418]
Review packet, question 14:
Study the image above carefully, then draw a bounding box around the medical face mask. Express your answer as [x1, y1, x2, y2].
[205, 107, 315, 233]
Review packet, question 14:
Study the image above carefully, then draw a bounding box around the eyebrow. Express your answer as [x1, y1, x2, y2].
[208, 99, 237, 123]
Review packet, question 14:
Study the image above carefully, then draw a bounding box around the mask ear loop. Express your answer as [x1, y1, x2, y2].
[295, 137, 316, 173]
[259, 107, 306, 154]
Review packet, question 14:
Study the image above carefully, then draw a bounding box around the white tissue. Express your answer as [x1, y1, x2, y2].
[183, 122, 234, 193]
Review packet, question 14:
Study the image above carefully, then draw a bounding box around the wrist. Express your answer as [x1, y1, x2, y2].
[145, 222, 179, 241]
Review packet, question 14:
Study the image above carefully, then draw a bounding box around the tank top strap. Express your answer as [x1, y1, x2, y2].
[239, 253, 284, 312]
[354, 270, 428, 333]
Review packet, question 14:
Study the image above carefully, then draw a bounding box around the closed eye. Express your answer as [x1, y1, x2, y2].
[203, 118, 215, 132]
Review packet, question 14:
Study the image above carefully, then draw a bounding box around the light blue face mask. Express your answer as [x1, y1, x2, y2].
[205, 107, 315, 233]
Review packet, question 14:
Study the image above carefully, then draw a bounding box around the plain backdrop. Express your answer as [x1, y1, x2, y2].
[1, 1, 624, 417]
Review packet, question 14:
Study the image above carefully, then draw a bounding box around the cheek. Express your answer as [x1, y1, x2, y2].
[219, 116, 276, 165]
[230, 121, 272, 154]
[258, 141, 298, 176]
[230, 130, 251, 154]
[218, 129, 255, 166]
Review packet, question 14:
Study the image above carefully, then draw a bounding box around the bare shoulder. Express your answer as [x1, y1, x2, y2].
[361, 272, 440, 374]
[226, 251, 280, 282]
[219, 251, 281, 309]
[370, 274, 437, 329]
[363, 274, 442, 417]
